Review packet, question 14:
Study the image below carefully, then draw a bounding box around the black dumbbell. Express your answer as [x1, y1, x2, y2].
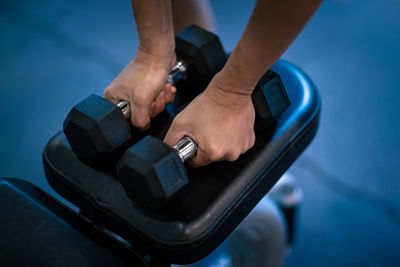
[117, 69, 290, 210]
[63, 25, 226, 167]
[252, 70, 290, 131]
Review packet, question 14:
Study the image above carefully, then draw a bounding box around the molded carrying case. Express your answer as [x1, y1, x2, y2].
[41, 60, 321, 264]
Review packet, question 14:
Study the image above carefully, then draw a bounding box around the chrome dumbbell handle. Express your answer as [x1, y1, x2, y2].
[117, 101, 131, 119]
[173, 136, 198, 162]
[117, 60, 187, 119]
[167, 60, 187, 84]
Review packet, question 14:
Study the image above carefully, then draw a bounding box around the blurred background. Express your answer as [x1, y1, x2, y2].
[1, 0, 399, 266]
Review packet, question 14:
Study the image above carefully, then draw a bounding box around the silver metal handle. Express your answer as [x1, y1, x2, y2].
[117, 101, 131, 119]
[167, 60, 187, 84]
[172, 136, 198, 162]
[116, 60, 187, 119]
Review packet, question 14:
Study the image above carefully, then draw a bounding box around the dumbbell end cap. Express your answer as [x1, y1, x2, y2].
[117, 136, 189, 209]
[63, 94, 131, 165]
[252, 71, 290, 131]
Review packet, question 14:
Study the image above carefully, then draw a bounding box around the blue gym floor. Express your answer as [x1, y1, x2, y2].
[1, 1, 399, 266]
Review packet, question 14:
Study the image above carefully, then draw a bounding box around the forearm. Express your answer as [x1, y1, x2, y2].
[171, 0, 216, 34]
[217, 0, 321, 95]
[131, 0, 175, 64]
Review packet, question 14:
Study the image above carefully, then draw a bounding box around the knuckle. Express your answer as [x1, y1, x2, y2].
[104, 88, 112, 99]
[250, 134, 256, 147]
[226, 150, 240, 161]
[133, 94, 148, 106]
[104, 84, 130, 103]
[207, 143, 223, 161]
[242, 143, 251, 154]
[104, 87, 118, 101]
[188, 158, 203, 168]
[132, 116, 150, 129]
[208, 151, 221, 162]
[112, 84, 129, 94]
[171, 115, 186, 129]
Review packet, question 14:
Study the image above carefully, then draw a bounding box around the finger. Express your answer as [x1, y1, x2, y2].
[103, 87, 116, 102]
[171, 86, 177, 94]
[164, 125, 182, 147]
[165, 85, 177, 104]
[188, 148, 212, 167]
[165, 131, 210, 168]
[104, 87, 128, 105]
[150, 90, 166, 118]
[130, 97, 151, 131]
[221, 150, 241, 162]
[245, 133, 256, 153]
[157, 84, 174, 104]
[150, 84, 177, 117]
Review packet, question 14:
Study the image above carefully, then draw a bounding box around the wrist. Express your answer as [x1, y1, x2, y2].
[205, 72, 253, 109]
[217, 51, 260, 94]
[133, 46, 177, 75]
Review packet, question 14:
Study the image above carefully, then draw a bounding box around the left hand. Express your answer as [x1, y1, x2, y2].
[104, 50, 177, 131]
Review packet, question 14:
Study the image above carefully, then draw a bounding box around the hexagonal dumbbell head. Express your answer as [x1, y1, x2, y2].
[175, 25, 226, 93]
[63, 94, 131, 167]
[117, 136, 197, 209]
[252, 70, 290, 132]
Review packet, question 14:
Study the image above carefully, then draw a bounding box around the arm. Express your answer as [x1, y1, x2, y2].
[171, 0, 217, 33]
[164, 0, 322, 167]
[217, 0, 321, 95]
[104, 0, 177, 130]
[132, 0, 175, 61]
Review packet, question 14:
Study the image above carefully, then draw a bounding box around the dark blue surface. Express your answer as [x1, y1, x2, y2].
[1, 0, 399, 266]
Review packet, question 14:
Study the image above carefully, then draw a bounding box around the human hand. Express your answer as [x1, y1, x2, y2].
[104, 49, 177, 131]
[164, 73, 256, 167]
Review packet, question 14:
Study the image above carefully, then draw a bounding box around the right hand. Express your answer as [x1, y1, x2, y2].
[104, 49, 177, 131]
[164, 72, 256, 167]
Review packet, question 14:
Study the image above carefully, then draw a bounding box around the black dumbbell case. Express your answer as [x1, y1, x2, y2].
[38, 60, 320, 264]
